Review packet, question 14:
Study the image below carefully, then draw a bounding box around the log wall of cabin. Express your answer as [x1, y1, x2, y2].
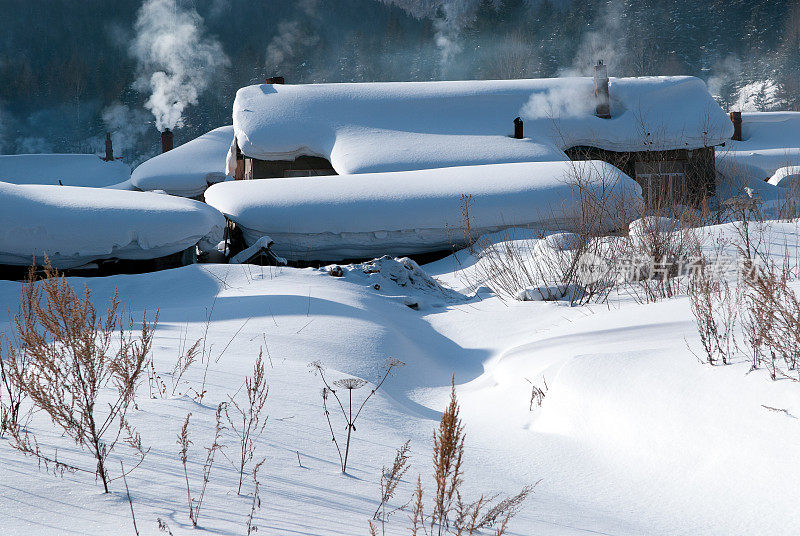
[243, 156, 336, 179]
[565, 145, 716, 205]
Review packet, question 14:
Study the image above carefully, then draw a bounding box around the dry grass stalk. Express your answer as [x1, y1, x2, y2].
[373, 440, 412, 532]
[246, 458, 265, 535]
[431, 378, 465, 535]
[410, 476, 424, 536]
[0, 334, 27, 437]
[179, 403, 226, 527]
[120, 459, 140, 536]
[310, 357, 405, 473]
[225, 349, 269, 494]
[525, 377, 547, 410]
[6, 261, 154, 492]
[406, 377, 534, 536]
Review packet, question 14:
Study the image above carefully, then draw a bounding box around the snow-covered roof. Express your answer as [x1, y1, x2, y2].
[0, 181, 225, 268]
[0, 154, 131, 188]
[131, 126, 233, 197]
[719, 112, 800, 178]
[232, 77, 732, 175]
[205, 160, 641, 261]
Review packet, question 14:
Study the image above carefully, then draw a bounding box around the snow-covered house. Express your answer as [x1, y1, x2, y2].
[131, 126, 234, 198]
[206, 160, 641, 261]
[0, 181, 225, 275]
[226, 75, 732, 205]
[0, 153, 131, 188]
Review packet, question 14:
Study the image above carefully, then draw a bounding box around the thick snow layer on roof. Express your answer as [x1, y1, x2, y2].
[0, 181, 225, 268]
[131, 126, 233, 197]
[719, 112, 800, 178]
[0, 154, 131, 188]
[233, 77, 731, 175]
[205, 160, 641, 260]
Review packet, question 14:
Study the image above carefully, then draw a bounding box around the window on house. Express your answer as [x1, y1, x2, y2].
[635, 160, 688, 206]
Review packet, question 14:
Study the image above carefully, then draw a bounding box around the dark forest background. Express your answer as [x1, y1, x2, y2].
[0, 0, 798, 164]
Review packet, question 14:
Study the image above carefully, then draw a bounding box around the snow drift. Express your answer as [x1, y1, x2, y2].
[720, 112, 800, 179]
[205, 160, 641, 261]
[232, 76, 732, 175]
[131, 125, 233, 197]
[0, 154, 131, 188]
[0, 181, 225, 268]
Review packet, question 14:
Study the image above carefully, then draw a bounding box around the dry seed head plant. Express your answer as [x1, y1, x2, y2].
[6, 262, 154, 493]
[309, 357, 405, 473]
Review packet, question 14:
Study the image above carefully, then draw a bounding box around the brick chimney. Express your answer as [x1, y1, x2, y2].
[161, 128, 174, 153]
[730, 111, 742, 141]
[104, 132, 114, 161]
[266, 76, 285, 85]
[594, 60, 611, 119]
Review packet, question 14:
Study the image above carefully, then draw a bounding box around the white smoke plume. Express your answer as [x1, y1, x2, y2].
[559, 0, 624, 77]
[378, 0, 496, 73]
[101, 103, 151, 158]
[706, 55, 742, 102]
[519, 86, 595, 121]
[130, 0, 229, 132]
[265, 0, 320, 70]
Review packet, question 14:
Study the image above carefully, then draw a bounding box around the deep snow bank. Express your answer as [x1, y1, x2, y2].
[0, 181, 225, 268]
[131, 126, 233, 197]
[233, 77, 731, 175]
[205, 160, 641, 261]
[721, 112, 800, 178]
[0, 154, 131, 188]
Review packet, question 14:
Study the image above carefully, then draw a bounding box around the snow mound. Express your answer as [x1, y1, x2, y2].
[233, 77, 731, 175]
[0, 154, 131, 188]
[205, 160, 641, 261]
[719, 111, 800, 179]
[333, 256, 465, 309]
[131, 126, 234, 197]
[0, 181, 226, 268]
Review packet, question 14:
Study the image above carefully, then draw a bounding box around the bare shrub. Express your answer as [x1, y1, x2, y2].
[689, 263, 740, 366]
[467, 159, 635, 306]
[309, 358, 405, 473]
[179, 404, 226, 527]
[622, 201, 703, 303]
[405, 378, 534, 536]
[744, 261, 800, 380]
[225, 349, 269, 494]
[372, 440, 412, 533]
[6, 262, 154, 492]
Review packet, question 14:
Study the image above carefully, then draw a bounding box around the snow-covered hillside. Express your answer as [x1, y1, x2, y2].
[2, 220, 799, 535]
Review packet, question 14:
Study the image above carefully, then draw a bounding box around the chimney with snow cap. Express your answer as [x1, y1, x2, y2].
[161, 128, 173, 153]
[594, 60, 611, 119]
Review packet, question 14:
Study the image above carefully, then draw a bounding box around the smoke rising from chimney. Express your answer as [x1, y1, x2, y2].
[519, 86, 595, 121]
[130, 0, 229, 132]
[378, 0, 495, 74]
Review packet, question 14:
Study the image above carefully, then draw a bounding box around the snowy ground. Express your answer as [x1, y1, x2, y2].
[2, 224, 800, 535]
